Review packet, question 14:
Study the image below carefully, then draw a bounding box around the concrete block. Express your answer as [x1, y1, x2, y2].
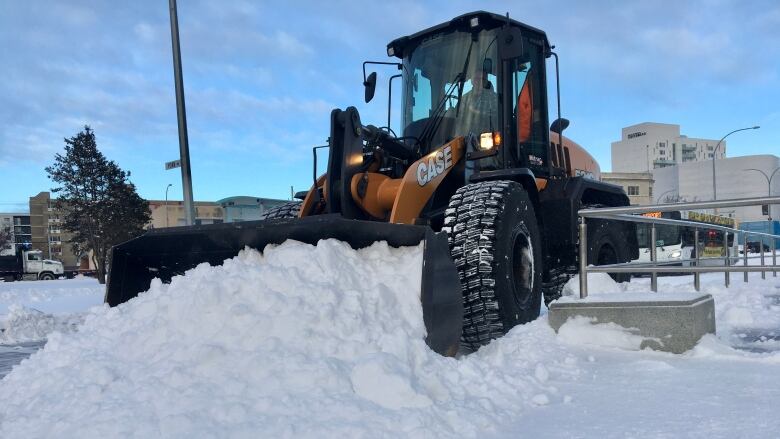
[548, 293, 716, 354]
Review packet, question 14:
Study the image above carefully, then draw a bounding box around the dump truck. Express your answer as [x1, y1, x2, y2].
[1, 249, 64, 281]
[107, 11, 637, 356]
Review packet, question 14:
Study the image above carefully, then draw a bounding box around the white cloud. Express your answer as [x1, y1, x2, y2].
[133, 22, 156, 43]
[272, 31, 314, 57]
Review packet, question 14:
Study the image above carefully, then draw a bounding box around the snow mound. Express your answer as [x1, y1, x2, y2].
[0, 239, 574, 438]
[0, 277, 104, 316]
[0, 305, 85, 344]
[561, 272, 626, 298]
[557, 316, 656, 351]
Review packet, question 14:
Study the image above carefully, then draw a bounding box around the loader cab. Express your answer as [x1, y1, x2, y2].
[388, 11, 553, 177]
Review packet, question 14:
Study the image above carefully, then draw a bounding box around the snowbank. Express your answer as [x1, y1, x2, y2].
[0, 240, 569, 438]
[0, 277, 104, 344]
[0, 277, 104, 316]
[0, 305, 85, 344]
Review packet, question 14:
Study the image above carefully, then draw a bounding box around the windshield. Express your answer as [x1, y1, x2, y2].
[636, 224, 681, 248]
[402, 29, 499, 149]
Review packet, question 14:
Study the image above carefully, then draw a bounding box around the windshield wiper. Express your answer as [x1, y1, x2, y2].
[454, 39, 475, 118]
[419, 38, 475, 150]
[418, 75, 461, 150]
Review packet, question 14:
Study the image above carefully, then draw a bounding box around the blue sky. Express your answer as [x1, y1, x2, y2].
[1, 0, 779, 212]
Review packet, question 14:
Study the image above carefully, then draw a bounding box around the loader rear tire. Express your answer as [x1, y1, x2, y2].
[260, 201, 302, 220]
[444, 181, 543, 350]
[587, 217, 632, 284]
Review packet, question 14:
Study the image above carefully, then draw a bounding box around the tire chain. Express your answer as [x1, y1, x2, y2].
[443, 180, 513, 348]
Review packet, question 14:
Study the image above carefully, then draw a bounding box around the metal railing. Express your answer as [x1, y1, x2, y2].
[578, 196, 780, 299]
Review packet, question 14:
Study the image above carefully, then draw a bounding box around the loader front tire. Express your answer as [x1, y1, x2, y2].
[444, 181, 543, 350]
[260, 201, 302, 220]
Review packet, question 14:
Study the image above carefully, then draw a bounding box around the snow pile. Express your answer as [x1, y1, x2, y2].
[557, 316, 654, 351]
[560, 272, 626, 297]
[0, 277, 104, 317]
[0, 305, 85, 344]
[0, 278, 103, 345]
[0, 239, 574, 438]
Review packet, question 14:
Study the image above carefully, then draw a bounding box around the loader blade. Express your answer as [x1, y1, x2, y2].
[106, 215, 462, 356]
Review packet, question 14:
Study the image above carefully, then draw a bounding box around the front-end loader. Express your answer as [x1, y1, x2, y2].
[107, 11, 637, 356]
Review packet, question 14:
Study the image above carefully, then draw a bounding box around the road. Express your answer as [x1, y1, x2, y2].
[0, 341, 46, 379]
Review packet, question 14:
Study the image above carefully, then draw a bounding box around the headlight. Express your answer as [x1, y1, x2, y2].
[479, 132, 493, 149]
[670, 250, 682, 259]
[479, 131, 502, 150]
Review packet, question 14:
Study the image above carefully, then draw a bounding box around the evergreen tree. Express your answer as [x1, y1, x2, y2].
[0, 228, 11, 253]
[46, 126, 151, 284]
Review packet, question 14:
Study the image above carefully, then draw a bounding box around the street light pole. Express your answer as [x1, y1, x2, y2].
[655, 189, 678, 204]
[168, 0, 196, 225]
[744, 167, 780, 220]
[711, 126, 760, 201]
[165, 183, 173, 228]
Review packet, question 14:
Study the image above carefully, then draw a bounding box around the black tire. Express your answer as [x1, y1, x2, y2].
[444, 180, 543, 349]
[39, 272, 55, 281]
[586, 217, 632, 283]
[260, 201, 302, 220]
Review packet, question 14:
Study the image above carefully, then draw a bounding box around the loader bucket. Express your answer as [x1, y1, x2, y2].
[106, 214, 462, 356]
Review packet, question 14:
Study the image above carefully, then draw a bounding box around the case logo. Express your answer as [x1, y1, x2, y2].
[416, 145, 453, 186]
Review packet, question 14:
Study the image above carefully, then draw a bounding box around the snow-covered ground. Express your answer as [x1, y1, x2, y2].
[0, 242, 778, 438]
[0, 277, 104, 344]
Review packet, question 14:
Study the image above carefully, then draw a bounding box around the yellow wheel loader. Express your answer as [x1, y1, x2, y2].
[107, 11, 637, 356]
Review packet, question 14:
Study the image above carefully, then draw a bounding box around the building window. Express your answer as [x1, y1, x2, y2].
[649, 187, 653, 197]
[659, 142, 666, 148]
[708, 153, 713, 158]
[659, 149, 665, 155]
[707, 146, 713, 151]
[627, 186, 640, 196]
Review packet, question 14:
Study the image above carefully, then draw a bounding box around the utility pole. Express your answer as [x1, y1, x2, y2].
[744, 167, 780, 220]
[168, 0, 196, 225]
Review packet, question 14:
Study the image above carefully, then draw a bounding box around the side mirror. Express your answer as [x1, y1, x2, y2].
[364, 72, 377, 103]
[482, 58, 493, 75]
[550, 118, 570, 134]
[482, 58, 493, 89]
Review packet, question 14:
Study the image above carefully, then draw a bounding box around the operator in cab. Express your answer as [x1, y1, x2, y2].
[456, 67, 500, 169]
[459, 68, 498, 133]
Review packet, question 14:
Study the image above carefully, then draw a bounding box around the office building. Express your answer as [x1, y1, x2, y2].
[612, 122, 725, 173]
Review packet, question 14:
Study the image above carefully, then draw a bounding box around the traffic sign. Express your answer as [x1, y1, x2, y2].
[165, 159, 181, 170]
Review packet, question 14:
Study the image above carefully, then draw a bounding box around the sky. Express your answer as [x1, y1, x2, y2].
[1, 0, 779, 212]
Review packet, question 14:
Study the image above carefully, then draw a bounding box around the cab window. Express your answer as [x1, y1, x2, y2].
[508, 38, 547, 170]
